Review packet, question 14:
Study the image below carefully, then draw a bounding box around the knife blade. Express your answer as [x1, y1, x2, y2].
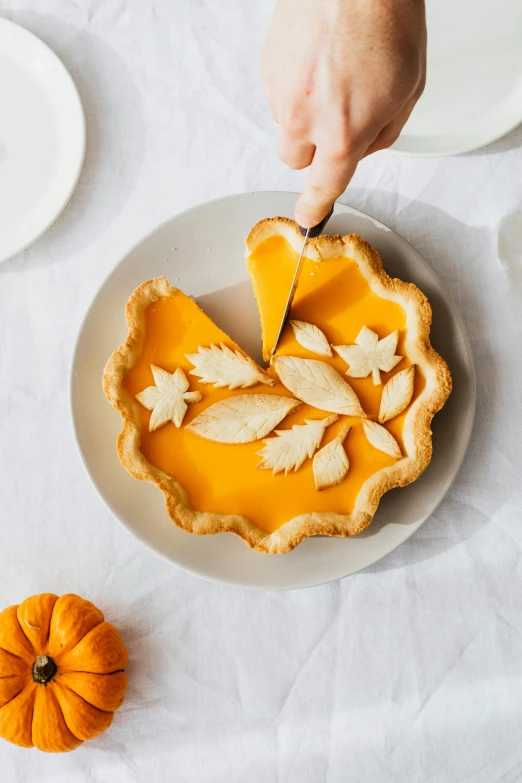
[270, 206, 334, 360]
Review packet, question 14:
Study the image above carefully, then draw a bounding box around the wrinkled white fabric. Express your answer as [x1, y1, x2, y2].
[0, 1, 521, 781]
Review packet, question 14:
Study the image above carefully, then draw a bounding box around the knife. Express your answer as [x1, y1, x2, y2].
[270, 206, 334, 359]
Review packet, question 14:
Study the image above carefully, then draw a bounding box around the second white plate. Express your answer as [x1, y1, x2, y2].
[0, 19, 85, 263]
[393, 0, 522, 156]
[71, 192, 475, 590]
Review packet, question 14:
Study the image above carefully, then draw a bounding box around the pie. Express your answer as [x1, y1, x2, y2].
[103, 217, 451, 554]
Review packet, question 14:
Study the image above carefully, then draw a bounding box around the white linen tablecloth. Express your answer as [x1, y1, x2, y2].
[1, 1, 521, 780]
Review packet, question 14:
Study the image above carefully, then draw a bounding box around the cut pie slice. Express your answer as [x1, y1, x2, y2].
[103, 217, 451, 554]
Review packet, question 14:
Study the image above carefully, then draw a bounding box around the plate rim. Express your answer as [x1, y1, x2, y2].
[69, 192, 476, 590]
[390, 111, 522, 157]
[388, 66, 522, 158]
[0, 17, 86, 264]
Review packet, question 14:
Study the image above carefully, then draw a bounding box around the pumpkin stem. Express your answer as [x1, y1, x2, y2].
[32, 654, 57, 685]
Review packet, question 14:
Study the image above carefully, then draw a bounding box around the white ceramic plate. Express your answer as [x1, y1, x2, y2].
[71, 192, 475, 590]
[0, 18, 85, 263]
[392, 0, 522, 156]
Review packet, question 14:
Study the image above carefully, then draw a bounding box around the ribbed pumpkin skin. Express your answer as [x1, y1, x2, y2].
[0, 594, 128, 752]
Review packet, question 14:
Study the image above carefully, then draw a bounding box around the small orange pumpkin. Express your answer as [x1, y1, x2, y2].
[0, 593, 128, 752]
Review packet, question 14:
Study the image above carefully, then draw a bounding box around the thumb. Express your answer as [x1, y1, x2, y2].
[295, 148, 359, 228]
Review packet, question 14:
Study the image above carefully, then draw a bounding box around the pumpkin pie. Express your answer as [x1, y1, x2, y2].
[103, 217, 451, 554]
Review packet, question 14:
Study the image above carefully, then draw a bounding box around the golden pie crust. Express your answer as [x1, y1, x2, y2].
[103, 218, 451, 554]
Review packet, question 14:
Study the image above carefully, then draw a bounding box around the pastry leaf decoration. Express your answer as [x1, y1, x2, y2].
[334, 326, 402, 385]
[257, 414, 338, 475]
[274, 356, 365, 417]
[313, 423, 351, 491]
[136, 365, 202, 432]
[185, 394, 300, 444]
[289, 320, 333, 357]
[379, 366, 415, 423]
[186, 343, 275, 390]
[362, 420, 402, 460]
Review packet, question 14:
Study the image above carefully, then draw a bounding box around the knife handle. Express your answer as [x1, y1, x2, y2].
[298, 206, 334, 238]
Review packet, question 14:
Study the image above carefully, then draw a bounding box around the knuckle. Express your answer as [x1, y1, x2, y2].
[376, 134, 399, 152]
[280, 101, 308, 137]
[320, 120, 357, 160]
[308, 182, 342, 202]
[279, 150, 305, 171]
[290, 158, 311, 172]
[414, 72, 427, 100]
[277, 140, 312, 171]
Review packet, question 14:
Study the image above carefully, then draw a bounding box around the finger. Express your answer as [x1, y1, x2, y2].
[277, 131, 315, 170]
[363, 97, 418, 158]
[295, 148, 359, 228]
[362, 126, 401, 158]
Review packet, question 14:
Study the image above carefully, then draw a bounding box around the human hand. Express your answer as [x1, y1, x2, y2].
[261, 0, 426, 227]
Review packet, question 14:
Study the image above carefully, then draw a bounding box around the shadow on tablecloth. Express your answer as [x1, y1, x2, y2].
[341, 191, 513, 574]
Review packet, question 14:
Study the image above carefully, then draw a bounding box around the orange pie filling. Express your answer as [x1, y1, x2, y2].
[124, 236, 424, 534]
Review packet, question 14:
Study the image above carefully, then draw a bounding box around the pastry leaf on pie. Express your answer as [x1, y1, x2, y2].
[313, 423, 351, 491]
[362, 419, 402, 460]
[289, 320, 333, 357]
[378, 365, 415, 423]
[185, 394, 300, 444]
[136, 365, 202, 432]
[186, 343, 275, 390]
[333, 326, 402, 385]
[257, 414, 338, 475]
[274, 356, 365, 417]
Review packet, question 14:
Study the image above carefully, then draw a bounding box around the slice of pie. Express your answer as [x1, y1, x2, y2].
[103, 217, 451, 554]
